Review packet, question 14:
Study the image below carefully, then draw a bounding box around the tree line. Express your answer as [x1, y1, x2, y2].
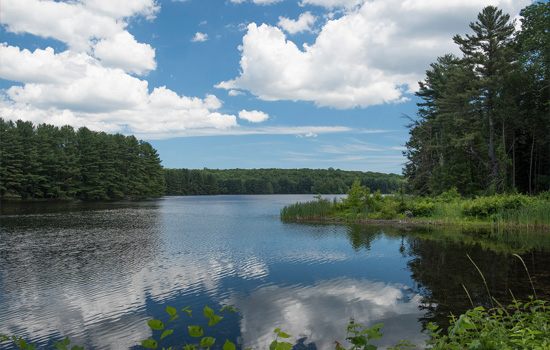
[0, 119, 165, 200]
[164, 168, 404, 195]
[404, 3, 549, 196]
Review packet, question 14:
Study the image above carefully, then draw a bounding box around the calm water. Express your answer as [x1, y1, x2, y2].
[1, 195, 549, 350]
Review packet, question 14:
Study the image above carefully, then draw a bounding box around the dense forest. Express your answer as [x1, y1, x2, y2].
[164, 168, 404, 195]
[0, 119, 165, 200]
[404, 3, 549, 196]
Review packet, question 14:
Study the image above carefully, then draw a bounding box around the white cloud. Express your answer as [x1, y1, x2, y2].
[81, 0, 160, 20]
[93, 32, 157, 75]
[191, 32, 209, 42]
[230, 0, 284, 4]
[2, 0, 124, 52]
[278, 11, 317, 34]
[217, 0, 531, 109]
[228, 90, 245, 96]
[2, 0, 157, 75]
[300, 0, 363, 9]
[0, 44, 87, 84]
[238, 110, 269, 122]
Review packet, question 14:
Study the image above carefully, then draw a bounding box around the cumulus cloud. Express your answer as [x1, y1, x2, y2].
[2, 0, 157, 75]
[300, 0, 363, 9]
[217, 0, 531, 109]
[278, 12, 317, 34]
[0, 0, 242, 138]
[93, 32, 156, 75]
[238, 110, 269, 122]
[228, 90, 245, 96]
[191, 32, 209, 42]
[229, 0, 284, 4]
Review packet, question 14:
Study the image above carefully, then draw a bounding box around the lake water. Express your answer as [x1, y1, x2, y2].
[1, 195, 549, 350]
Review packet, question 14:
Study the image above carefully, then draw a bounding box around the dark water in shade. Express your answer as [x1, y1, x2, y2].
[1, 195, 549, 350]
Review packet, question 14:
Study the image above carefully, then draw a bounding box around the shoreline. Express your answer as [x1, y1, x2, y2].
[282, 216, 550, 231]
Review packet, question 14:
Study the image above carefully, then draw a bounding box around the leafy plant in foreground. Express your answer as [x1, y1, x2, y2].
[141, 305, 238, 350]
[0, 335, 83, 350]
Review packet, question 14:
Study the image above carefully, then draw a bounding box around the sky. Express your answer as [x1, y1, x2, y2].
[0, 0, 535, 174]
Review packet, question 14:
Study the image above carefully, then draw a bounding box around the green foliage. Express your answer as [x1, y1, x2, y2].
[269, 328, 293, 350]
[140, 304, 238, 350]
[426, 299, 550, 349]
[164, 168, 404, 196]
[0, 119, 165, 200]
[334, 318, 385, 350]
[0, 335, 83, 350]
[404, 4, 550, 196]
[281, 189, 549, 229]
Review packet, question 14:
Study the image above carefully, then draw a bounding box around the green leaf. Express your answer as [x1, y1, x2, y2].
[275, 341, 293, 350]
[208, 315, 223, 326]
[20, 338, 28, 348]
[278, 332, 291, 339]
[160, 329, 174, 340]
[183, 345, 196, 350]
[200, 337, 216, 348]
[368, 331, 383, 340]
[188, 325, 204, 337]
[28, 344, 36, 350]
[169, 314, 180, 323]
[61, 337, 71, 346]
[274, 328, 281, 333]
[148, 319, 165, 331]
[269, 340, 277, 350]
[365, 345, 378, 350]
[141, 339, 158, 349]
[223, 339, 236, 350]
[203, 306, 214, 318]
[166, 306, 177, 316]
[53, 342, 67, 350]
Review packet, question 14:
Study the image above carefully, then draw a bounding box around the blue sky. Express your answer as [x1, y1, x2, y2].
[0, 0, 533, 174]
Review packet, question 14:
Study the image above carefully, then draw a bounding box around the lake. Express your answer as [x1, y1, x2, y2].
[1, 195, 549, 349]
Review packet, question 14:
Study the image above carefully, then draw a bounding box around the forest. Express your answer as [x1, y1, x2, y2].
[163, 168, 404, 195]
[403, 2, 549, 196]
[0, 119, 165, 200]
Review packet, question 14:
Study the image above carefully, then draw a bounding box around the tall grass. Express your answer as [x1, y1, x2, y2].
[280, 197, 337, 220]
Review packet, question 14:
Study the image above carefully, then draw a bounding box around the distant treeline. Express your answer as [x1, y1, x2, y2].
[164, 168, 404, 195]
[0, 119, 165, 200]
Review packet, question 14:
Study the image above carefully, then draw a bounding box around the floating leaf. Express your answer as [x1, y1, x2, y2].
[141, 339, 158, 349]
[148, 319, 164, 331]
[200, 336, 216, 348]
[223, 339, 236, 350]
[188, 325, 204, 337]
[160, 329, 174, 340]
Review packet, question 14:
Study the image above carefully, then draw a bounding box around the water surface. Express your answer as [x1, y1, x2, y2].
[1, 195, 549, 349]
